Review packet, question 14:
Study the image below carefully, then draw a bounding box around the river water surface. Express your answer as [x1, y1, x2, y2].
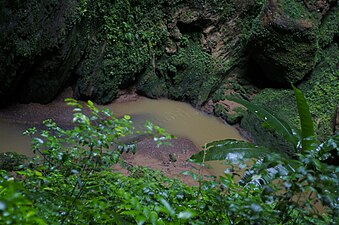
[106, 97, 244, 147]
[0, 95, 243, 156]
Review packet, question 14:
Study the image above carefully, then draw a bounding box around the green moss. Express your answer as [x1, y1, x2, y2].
[136, 67, 168, 98]
[300, 44, 339, 139]
[318, 6, 339, 48]
[74, 0, 168, 104]
[278, 0, 319, 21]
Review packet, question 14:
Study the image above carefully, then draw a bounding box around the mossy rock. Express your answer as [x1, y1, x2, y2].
[136, 67, 169, 99]
[248, 0, 320, 84]
[214, 104, 245, 125]
[300, 44, 339, 139]
[137, 38, 226, 106]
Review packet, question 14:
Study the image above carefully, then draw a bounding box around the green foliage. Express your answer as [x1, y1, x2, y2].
[0, 172, 45, 224]
[6, 99, 172, 224]
[226, 86, 333, 154]
[292, 85, 319, 151]
[190, 87, 339, 223]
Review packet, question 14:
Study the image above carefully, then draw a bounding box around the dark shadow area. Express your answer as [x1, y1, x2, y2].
[334, 33, 339, 44]
[177, 21, 203, 33]
[244, 59, 285, 89]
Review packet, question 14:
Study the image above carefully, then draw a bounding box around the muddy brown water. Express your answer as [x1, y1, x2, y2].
[106, 97, 244, 147]
[0, 96, 243, 156]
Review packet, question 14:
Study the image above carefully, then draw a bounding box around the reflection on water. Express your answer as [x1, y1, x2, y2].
[0, 96, 243, 155]
[0, 121, 32, 156]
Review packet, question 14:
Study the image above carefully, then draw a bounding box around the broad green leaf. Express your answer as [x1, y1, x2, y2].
[292, 85, 318, 152]
[190, 140, 273, 162]
[226, 96, 298, 148]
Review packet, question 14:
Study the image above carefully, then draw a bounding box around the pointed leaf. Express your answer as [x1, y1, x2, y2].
[292, 85, 318, 152]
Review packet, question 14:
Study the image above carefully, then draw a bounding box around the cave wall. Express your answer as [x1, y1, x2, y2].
[0, 0, 338, 141]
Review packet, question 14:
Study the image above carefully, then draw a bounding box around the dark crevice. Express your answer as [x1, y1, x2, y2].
[245, 59, 286, 89]
[177, 21, 202, 34]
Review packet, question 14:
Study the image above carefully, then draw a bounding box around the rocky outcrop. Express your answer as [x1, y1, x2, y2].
[0, 0, 82, 106]
[248, 0, 337, 84]
[0, 0, 337, 109]
[137, 0, 264, 106]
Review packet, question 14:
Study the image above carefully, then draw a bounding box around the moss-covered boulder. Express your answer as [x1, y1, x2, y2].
[248, 0, 324, 84]
[137, 39, 227, 105]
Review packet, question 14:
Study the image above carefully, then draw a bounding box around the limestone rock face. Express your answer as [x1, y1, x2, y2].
[247, 0, 335, 84]
[0, 0, 82, 106]
[136, 0, 264, 106]
[0, 0, 337, 107]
